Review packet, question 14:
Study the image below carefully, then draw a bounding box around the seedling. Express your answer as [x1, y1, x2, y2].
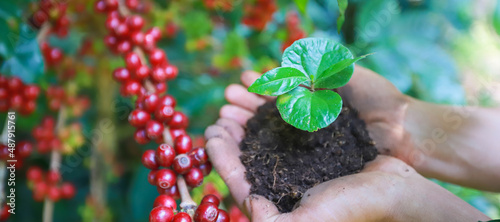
[248, 38, 369, 132]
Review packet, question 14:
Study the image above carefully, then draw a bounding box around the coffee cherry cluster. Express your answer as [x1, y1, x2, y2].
[0, 141, 32, 169]
[242, 0, 277, 31]
[0, 204, 10, 221]
[149, 194, 228, 222]
[0, 75, 40, 115]
[282, 12, 306, 52]
[32, 116, 62, 154]
[30, 0, 70, 37]
[142, 144, 213, 194]
[26, 166, 76, 202]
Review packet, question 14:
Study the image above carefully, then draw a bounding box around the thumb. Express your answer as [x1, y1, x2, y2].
[243, 195, 281, 222]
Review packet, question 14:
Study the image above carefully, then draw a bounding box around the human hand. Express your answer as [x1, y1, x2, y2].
[220, 67, 414, 163]
[205, 121, 489, 221]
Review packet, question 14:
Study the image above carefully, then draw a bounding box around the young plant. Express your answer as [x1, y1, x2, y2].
[248, 38, 368, 132]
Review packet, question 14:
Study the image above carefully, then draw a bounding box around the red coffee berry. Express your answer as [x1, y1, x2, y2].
[0, 88, 7, 100]
[0, 204, 9, 221]
[134, 128, 150, 144]
[9, 94, 23, 110]
[146, 120, 164, 140]
[120, 80, 142, 96]
[141, 149, 159, 170]
[143, 93, 160, 113]
[23, 85, 40, 100]
[155, 169, 176, 189]
[0, 100, 8, 112]
[125, 0, 139, 10]
[124, 52, 142, 70]
[170, 128, 186, 141]
[157, 185, 180, 199]
[155, 144, 175, 167]
[112, 67, 131, 82]
[148, 170, 158, 185]
[127, 15, 144, 31]
[194, 203, 219, 222]
[159, 95, 176, 108]
[155, 105, 174, 123]
[146, 27, 162, 41]
[201, 194, 220, 207]
[116, 40, 132, 54]
[149, 206, 174, 222]
[155, 82, 167, 94]
[27, 166, 44, 182]
[149, 48, 167, 67]
[215, 209, 229, 222]
[33, 10, 48, 26]
[188, 147, 208, 166]
[184, 167, 203, 188]
[172, 212, 192, 222]
[48, 186, 61, 201]
[104, 35, 118, 48]
[168, 112, 189, 129]
[134, 65, 150, 80]
[174, 135, 192, 154]
[113, 23, 129, 37]
[33, 181, 48, 201]
[47, 170, 61, 184]
[128, 109, 150, 127]
[142, 33, 156, 52]
[17, 141, 33, 158]
[164, 65, 178, 80]
[94, 0, 107, 12]
[8, 77, 23, 92]
[173, 154, 193, 175]
[104, 0, 118, 11]
[151, 66, 167, 82]
[130, 31, 144, 45]
[36, 140, 51, 153]
[20, 100, 36, 115]
[199, 162, 213, 176]
[60, 182, 76, 199]
[153, 194, 177, 210]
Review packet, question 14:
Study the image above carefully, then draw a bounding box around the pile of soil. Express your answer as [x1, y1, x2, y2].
[239, 100, 378, 212]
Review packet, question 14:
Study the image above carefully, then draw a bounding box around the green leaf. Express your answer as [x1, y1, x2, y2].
[0, 24, 44, 83]
[277, 87, 342, 132]
[282, 38, 353, 82]
[248, 67, 310, 96]
[337, 0, 348, 33]
[314, 53, 369, 88]
[294, 0, 309, 15]
[493, 0, 500, 36]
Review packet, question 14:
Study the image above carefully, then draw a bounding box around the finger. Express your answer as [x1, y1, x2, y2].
[225, 84, 267, 113]
[205, 125, 240, 149]
[220, 104, 254, 126]
[215, 118, 245, 143]
[362, 155, 416, 177]
[241, 71, 274, 101]
[243, 195, 281, 222]
[205, 137, 250, 205]
[241, 70, 262, 88]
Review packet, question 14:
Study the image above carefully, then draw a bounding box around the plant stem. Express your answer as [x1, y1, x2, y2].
[177, 176, 197, 216]
[42, 107, 66, 222]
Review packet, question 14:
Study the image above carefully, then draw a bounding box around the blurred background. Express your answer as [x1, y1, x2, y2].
[0, 0, 499, 221]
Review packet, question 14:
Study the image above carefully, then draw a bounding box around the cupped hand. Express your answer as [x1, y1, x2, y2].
[204, 67, 489, 221]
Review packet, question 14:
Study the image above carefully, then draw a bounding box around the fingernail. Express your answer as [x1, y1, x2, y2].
[243, 196, 253, 215]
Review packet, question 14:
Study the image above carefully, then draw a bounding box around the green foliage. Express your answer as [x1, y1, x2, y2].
[336, 0, 347, 33]
[249, 38, 365, 132]
[0, 23, 44, 83]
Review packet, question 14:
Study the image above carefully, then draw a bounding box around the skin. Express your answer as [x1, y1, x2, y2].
[205, 67, 496, 221]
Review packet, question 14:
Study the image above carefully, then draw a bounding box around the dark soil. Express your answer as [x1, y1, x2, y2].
[239, 100, 378, 213]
